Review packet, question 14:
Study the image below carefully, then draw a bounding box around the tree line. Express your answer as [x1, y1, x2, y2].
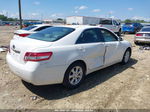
[123, 19, 150, 23]
[0, 14, 18, 21]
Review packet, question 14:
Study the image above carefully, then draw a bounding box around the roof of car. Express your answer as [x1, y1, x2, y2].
[55, 25, 103, 30]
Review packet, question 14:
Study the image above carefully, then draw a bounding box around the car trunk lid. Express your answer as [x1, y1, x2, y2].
[10, 38, 53, 64]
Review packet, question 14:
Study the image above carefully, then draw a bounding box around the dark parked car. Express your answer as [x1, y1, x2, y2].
[122, 23, 143, 34]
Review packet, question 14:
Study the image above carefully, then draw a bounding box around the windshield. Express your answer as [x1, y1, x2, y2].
[27, 27, 75, 42]
[100, 20, 112, 25]
[22, 26, 36, 31]
[141, 27, 150, 32]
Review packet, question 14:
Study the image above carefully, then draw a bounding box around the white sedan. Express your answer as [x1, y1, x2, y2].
[7, 25, 132, 89]
[13, 24, 52, 39]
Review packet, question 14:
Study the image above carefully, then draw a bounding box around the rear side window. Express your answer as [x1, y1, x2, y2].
[28, 27, 75, 42]
[100, 20, 112, 25]
[34, 26, 51, 31]
[100, 29, 118, 42]
[22, 26, 36, 31]
[76, 28, 104, 44]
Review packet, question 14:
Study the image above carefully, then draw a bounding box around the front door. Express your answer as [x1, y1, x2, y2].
[100, 29, 121, 65]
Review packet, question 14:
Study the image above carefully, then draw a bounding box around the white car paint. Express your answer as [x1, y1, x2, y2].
[13, 24, 52, 39]
[7, 25, 132, 86]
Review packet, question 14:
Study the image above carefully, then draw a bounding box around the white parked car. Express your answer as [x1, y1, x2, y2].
[13, 24, 52, 39]
[134, 26, 150, 45]
[7, 25, 132, 89]
[99, 18, 122, 36]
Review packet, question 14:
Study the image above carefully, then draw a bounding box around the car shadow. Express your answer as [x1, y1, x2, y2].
[22, 58, 138, 100]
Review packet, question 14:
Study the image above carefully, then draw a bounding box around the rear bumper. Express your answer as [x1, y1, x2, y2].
[6, 53, 68, 85]
[134, 38, 150, 44]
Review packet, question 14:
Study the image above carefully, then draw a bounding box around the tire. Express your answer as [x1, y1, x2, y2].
[121, 49, 131, 64]
[63, 62, 86, 89]
[134, 41, 139, 45]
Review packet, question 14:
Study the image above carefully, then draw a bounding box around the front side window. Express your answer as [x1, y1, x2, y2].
[100, 29, 118, 42]
[76, 29, 104, 44]
[113, 20, 119, 26]
[28, 27, 75, 42]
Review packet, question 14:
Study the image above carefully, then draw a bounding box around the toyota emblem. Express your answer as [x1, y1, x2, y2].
[12, 45, 15, 49]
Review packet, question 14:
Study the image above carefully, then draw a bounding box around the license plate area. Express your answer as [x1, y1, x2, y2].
[144, 34, 150, 39]
[11, 50, 20, 61]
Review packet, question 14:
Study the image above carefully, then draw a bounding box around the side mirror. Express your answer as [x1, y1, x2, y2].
[119, 37, 123, 41]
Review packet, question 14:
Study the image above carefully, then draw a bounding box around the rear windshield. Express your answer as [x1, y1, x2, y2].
[27, 27, 75, 42]
[141, 27, 150, 32]
[22, 26, 36, 31]
[100, 20, 112, 25]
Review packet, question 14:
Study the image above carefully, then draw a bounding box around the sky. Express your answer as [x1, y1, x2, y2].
[0, 0, 150, 21]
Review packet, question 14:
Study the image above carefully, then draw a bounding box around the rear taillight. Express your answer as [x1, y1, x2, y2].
[15, 33, 30, 37]
[136, 33, 143, 37]
[24, 52, 53, 62]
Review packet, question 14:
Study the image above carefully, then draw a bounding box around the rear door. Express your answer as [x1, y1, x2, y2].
[76, 28, 105, 70]
[100, 29, 123, 65]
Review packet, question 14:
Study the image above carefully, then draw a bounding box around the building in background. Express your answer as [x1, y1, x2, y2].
[66, 16, 100, 25]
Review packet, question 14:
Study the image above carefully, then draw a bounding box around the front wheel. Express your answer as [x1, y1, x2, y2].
[63, 62, 85, 89]
[121, 49, 131, 64]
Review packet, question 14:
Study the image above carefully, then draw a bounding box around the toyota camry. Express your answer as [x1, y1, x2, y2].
[7, 25, 132, 89]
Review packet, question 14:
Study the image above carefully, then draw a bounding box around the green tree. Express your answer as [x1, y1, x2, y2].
[0, 14, 18, 21]
[124, 19, 132, 23]
[0, 15, 7, 21]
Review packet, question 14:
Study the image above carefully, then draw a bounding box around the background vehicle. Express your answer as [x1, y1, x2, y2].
[7, 25, 132, 89]
[122, 23, 143, 34]
[134, 26, 150, 45]
[13, 24, 52, 39]
[0, 20, 2, 26]
[99, 18, 122, 36]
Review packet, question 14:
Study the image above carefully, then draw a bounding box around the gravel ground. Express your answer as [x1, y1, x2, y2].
[0, 26, 150, 110]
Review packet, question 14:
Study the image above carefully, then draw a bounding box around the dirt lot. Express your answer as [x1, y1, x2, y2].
[0, 26, 150, 110]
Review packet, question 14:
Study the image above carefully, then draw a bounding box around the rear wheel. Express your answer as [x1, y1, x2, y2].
[121, 49, 131, 64]
[63, 62, 85, 89]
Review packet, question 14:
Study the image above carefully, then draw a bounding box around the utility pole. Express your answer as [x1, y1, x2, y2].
[18, 0, 23, 29]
